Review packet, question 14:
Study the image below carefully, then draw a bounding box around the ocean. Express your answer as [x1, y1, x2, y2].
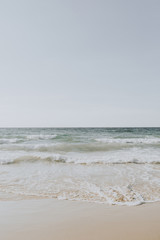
[0, 128, 160, 205]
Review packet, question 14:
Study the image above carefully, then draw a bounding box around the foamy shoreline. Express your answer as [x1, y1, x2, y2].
[1, 128, 160, 205]
[0, 199, 160, 240]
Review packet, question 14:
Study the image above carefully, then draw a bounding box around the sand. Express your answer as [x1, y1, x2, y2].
[0, 199, 160, 240]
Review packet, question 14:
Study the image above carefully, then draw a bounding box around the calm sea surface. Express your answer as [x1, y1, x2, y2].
[0, 128, 160, 205]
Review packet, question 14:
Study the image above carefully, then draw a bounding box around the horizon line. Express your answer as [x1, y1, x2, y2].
[0, 126, 160, 129]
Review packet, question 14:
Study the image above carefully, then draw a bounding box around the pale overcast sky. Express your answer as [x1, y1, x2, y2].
[0, 0, 160, 127]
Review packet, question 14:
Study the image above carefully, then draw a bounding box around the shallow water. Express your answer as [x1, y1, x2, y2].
[0, 128, 160, 205]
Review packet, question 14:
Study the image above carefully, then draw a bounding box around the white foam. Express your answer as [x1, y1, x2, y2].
[0, 159, 159, 205]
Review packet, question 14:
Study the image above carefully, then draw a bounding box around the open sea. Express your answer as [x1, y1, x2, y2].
[0, 128, 160, 205]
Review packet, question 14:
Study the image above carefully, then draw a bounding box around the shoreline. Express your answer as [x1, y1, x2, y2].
[1, 199, 160, 240]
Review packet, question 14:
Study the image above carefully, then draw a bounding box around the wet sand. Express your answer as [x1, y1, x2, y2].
[0, 199, 160, 240]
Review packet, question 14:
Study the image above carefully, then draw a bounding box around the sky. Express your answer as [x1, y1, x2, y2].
[0, 0, 160, 127]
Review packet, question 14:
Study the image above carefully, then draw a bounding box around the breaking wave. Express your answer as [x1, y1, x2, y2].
[0, 141, 160, 153]
[1, 155, 160, 165]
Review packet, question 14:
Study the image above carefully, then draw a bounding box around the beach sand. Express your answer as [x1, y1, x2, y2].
[0, 199, 160, 240]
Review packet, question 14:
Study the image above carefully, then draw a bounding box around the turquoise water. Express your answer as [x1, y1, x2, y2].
[0, 128, 160, 205]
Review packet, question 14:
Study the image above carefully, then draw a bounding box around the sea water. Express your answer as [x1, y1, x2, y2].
[0, 128, 160, 205]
